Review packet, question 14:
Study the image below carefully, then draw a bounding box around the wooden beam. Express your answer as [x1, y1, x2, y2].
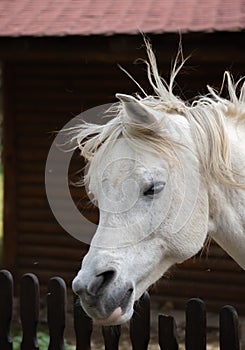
[0, 32, 244, 64]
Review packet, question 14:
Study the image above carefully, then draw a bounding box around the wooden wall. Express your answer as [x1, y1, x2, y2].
[1, 33, 245, 311]
[2, 56, 151, 288]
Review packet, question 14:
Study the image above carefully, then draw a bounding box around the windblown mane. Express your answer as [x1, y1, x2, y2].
[68, 41, 245, 188]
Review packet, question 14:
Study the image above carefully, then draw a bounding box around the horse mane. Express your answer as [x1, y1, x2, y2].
[68, 40, 245, 189]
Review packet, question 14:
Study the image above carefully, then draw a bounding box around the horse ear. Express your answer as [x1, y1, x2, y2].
[116, 93, 157, 125]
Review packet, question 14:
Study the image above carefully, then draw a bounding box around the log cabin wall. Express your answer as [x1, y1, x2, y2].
[1, 33, 245, 310]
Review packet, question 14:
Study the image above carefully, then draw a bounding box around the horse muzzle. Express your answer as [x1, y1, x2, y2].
[72, 270, 135, 325]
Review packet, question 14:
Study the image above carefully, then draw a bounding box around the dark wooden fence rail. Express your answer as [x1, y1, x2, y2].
[0, 269, 241, 350]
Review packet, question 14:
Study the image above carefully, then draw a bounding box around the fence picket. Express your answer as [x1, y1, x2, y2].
[130, 292, 150, 350]
[47, 277, 66, 350]
[220, 305, 240, 350]
[74, 297, 92, 350]
[20, 273, 40, 350]
[158, 315, 179, 350]
[0, 269, 243, 350]
[0, 270, 13, 350]
[102, 325, 121, 350]
[185, 298, 206, 350]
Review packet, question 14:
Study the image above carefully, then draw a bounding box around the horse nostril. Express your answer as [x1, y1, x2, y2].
[87, 270, 115, 296]
[99, 270, 115, 285]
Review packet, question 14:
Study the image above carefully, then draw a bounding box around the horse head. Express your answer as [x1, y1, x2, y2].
[72, 93, 209, 325]
[72, 42, 245, 325]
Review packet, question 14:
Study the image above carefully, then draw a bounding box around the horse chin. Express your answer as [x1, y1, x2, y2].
[94, 305, 134, 326]
[79, 286, 135, 326]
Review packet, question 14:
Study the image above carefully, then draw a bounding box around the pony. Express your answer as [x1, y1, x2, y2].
[72, 41, 245, 326]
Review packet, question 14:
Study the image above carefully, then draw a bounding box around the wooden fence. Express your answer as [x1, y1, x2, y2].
[0, 269, 241, 350]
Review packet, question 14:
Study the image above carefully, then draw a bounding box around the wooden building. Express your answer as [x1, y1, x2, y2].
[0, 0, 245, 312]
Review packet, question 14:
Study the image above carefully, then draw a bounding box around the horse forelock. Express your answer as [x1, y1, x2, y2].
[69, 40, 245, 189]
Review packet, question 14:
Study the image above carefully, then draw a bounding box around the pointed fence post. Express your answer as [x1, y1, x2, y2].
[220, 305, 240, 350]
[20, 273, 40, 350]
[158, 315, 179, 350]
[0, 270, 13, 350]
[73, 296, 93, 350]
[185, 298, 206, 350]
[47, 277, 66, 350]
[130, 292, 150, 350]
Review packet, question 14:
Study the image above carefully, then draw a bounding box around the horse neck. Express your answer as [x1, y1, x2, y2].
[208, 120, 245, 269]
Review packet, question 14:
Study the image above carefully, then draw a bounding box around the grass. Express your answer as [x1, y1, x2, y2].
[11, 322, 75, 350]
[13, 332, 75, 350]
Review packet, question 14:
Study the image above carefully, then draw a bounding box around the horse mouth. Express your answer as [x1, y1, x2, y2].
[94, 287, 134, 326]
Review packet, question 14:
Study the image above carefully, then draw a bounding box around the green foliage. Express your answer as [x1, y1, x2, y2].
[13, 332, 75, 350]
[13, 335, 22, 350]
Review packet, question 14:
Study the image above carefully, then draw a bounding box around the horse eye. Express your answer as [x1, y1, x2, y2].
[143, 181, 165, 196]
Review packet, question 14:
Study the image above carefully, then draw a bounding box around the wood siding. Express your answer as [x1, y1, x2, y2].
[1, 34, 245, 311]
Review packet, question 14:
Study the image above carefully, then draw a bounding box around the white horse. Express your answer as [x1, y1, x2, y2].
[72, 42, 245, 326]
